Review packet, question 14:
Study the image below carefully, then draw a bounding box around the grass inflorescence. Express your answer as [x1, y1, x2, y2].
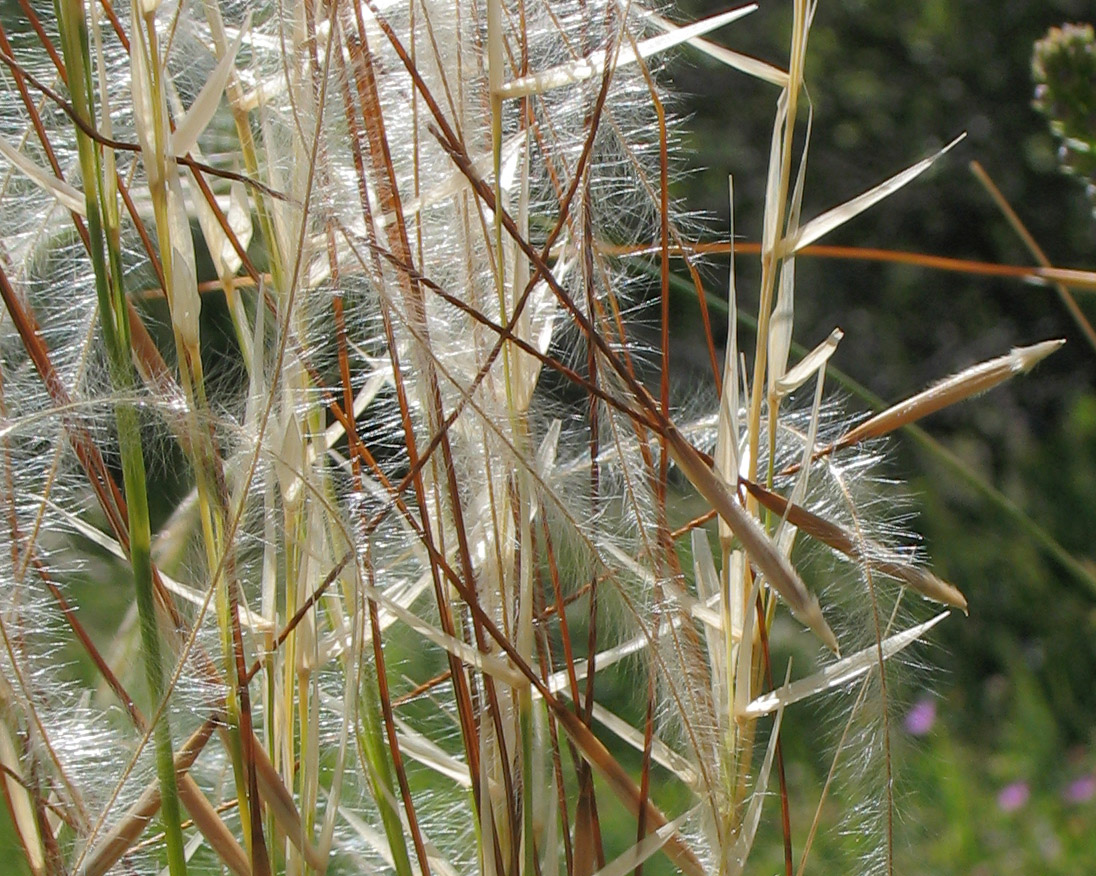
[0, 1, 1064, 875]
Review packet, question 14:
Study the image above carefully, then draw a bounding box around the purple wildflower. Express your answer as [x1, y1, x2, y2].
[997, 781, 1030, 812]
[1063, 774, 1096, 804]
[904, 697, 937, 736]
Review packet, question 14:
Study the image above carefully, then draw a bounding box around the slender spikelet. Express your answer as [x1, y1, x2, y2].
[830, 339, 1063, 451]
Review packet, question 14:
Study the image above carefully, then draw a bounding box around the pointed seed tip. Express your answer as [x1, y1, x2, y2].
[1014, 337, 1066, 370]
[800, 599, 839, 655]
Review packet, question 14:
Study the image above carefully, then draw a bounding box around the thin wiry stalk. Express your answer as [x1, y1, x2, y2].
[969, 159, 1096, 352]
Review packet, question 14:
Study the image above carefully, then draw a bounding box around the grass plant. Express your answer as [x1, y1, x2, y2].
[0, 1, 1066, 874]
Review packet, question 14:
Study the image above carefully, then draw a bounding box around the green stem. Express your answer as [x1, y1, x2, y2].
[116, 404, 189, 876]
[356, 661, 413, 876]
[54, 2, 187, 873]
